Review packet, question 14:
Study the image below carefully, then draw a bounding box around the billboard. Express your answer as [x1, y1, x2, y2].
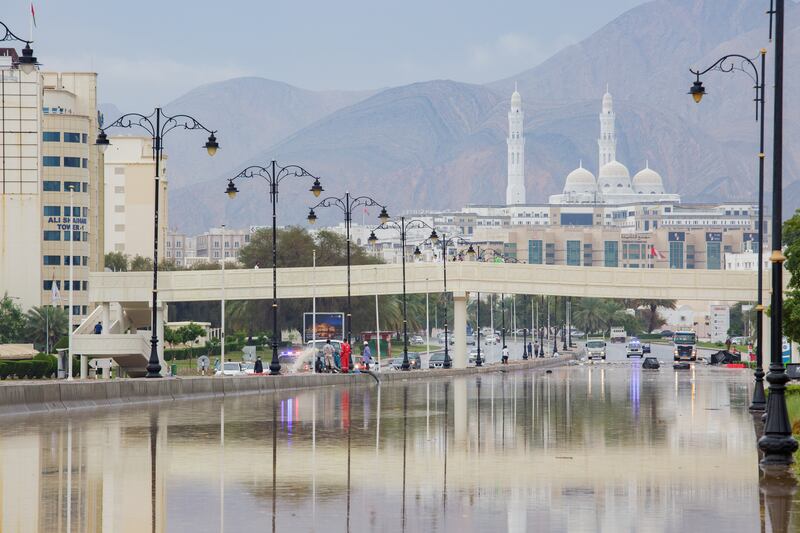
[303, 313, 344, 342]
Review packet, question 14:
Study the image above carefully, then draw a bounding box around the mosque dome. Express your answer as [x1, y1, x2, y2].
[597, 160, 632, 192]
[563, 164, 597, 194]
[632, 163, 665, 194]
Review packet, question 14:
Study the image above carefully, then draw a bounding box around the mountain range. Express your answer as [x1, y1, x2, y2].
[100, 0, 800, 234]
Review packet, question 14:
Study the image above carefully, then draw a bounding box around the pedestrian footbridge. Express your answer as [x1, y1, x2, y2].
[77, 262, 769, 375]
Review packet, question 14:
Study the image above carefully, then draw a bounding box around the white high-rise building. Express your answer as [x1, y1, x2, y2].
[598, 88, 616, 171]
[505, 84, 526, 206]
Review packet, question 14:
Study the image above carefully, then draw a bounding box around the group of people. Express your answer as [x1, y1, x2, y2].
[316, 338, 373, 373]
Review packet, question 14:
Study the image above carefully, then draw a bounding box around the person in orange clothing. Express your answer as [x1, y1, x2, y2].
[340, 339, 352, 373]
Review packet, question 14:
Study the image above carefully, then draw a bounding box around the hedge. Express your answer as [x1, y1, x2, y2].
[0, 360, 52, 379]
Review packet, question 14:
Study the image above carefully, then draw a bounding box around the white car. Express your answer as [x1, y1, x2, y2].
[410, 335, 425, 345]
[484, 335, 498, 345]
[215, 361, 245, 376]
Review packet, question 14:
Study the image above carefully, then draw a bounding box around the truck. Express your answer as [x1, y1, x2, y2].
[585, 338, 607, 360]
[610, 327, 627, 343]
[673, 330, 697, 361]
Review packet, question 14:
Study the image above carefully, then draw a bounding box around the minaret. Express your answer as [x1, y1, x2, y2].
[506, 83, 526, 205]
[598, 86, 616, 171]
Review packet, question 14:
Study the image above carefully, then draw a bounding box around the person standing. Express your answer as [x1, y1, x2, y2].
[501, 345, 509, 365]
[527, 341, 533, 360]
[254, 356, 264, 374]
[362, 341, 372, 371]
[725, 337, 732, 354]
[323, 339, 335, 373]
[341, 339, 352, 373]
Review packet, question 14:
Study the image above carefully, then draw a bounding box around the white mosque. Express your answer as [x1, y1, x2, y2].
[503, 87, 680, 206]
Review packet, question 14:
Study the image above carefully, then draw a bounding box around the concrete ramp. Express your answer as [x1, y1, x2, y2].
[71, 333, 151, 378]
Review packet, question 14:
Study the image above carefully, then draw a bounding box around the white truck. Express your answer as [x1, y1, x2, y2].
[585, 338, 607, 360]
[610, 327, 627, 343]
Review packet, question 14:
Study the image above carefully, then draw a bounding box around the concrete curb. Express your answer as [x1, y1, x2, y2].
[0, 355, 576, 417]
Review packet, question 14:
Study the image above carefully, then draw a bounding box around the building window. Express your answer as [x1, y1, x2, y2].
[64, 256, 80, 266]
[43, 280, 60, 291]
[66, 206, 80, 217]
[83, 256, 88, 266]
[82, 281, 88, 291]
[64, 157, 81, 168]
[43, 156, 60, 167]
[545, 243, 555, 265]
[81, 133, 88, 144]
[83, 232, 88, 242]
[82, 158, 88, 168]
[214, 241, 220, 248]
[64, 132, 81, 143]
[528, 240, 543, 264]
[81, 306, 87, 315]
[604, 241, 619, 267]
[44, 231, 61, 241]
[43, 255, 61, 266]
[82, 207, 88, 218]
[234, 241, 239, 248]
[82, 182, 88, 193]
[43, 181, 61, 192]
[566, 240, 581, 266]
[669, 241, 684, 269]
[43, 206, 60, 216]
[42, 131, 60, 142]
[64, 181, 81, 192]
[72, 306, 80, 315]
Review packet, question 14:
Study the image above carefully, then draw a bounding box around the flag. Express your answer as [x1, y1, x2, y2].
[30, 3, 37, 28]
[649, 245, 665, 260]
[50, 274, 60, 304]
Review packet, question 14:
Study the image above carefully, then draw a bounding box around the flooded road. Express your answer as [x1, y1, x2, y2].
[1, 363, 788, 532]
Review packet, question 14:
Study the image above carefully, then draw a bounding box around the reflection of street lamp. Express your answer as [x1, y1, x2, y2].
[689, 50, 767, 412]
[369, 217, 436, 370]
[97, 109, 218, 377]
[225, 161, 323, 375]
[308, 193, 388, 342]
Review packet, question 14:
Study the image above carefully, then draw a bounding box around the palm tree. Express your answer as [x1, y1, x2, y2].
[627, 298, 676, 333]
[25, 306, 68, 352]
[572, 298, 607, 335]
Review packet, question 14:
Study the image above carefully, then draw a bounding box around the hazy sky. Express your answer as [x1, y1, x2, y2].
[6, 0, 647, 109]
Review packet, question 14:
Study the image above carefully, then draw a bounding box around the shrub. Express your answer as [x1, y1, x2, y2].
[13, 361, 32, 379]
[0, 362, 9, 379]
[33, 354, 58, 378]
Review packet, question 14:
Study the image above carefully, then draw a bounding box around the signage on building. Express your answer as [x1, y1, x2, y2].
[303, 312, 344, 342]
[743, 233, 760, 242]
[45, 216, 87, 232]
[705, 232, 722, 242]
[668, 231, 685, 242]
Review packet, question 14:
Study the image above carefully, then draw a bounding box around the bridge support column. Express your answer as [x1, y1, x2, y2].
[453, 291, 468, 369]
[80, 356, 88, 379]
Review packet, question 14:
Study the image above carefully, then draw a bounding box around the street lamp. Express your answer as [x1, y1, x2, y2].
[0, 21, 38, 74]
[418, 232, 471, 369]
[307, 192, 388, 343]
[97, 109, 218, 377]
[225, 161, 323, 375]
[370, 217, 436, 370]
[688, 50, 767, 412]
[758, 0, 798, 467]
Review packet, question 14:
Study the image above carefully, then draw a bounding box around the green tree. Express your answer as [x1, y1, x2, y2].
[0, 295, 26, 343]
[130, 255, 154, 271]
[104, 251, 128, 272]
[25, 306, 68, 352]
[782, 210, 800, 342]
[630, 299, 676, 333]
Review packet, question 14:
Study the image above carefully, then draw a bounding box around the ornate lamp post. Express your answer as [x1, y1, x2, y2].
[0, 21, 38, 74]
[369, 218, 436, 370]
[97, 110, 219, 377]
[688, 50, 767, 411]
[757, 0, 798, 467]
[307, 193, 388, 343]
[225, 162, 323, 375]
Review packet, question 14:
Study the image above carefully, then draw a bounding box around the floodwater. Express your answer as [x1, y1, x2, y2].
[1, 363, 796, 532]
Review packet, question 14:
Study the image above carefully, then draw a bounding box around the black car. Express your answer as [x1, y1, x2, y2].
[642, 343, 651, 354]
[388, 353, 422, 370]
[428, 353, 446, 369]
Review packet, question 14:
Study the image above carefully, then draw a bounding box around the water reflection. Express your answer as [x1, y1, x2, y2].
[2, 365, 796, 531]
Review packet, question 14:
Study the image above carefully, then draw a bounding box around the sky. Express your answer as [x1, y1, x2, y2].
[6, 0, 647, 109]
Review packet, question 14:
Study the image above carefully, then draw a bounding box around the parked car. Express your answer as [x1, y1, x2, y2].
[216, 361, 245, 376]
[428, 353, 446, 369]
[388, 353, 422, 370]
